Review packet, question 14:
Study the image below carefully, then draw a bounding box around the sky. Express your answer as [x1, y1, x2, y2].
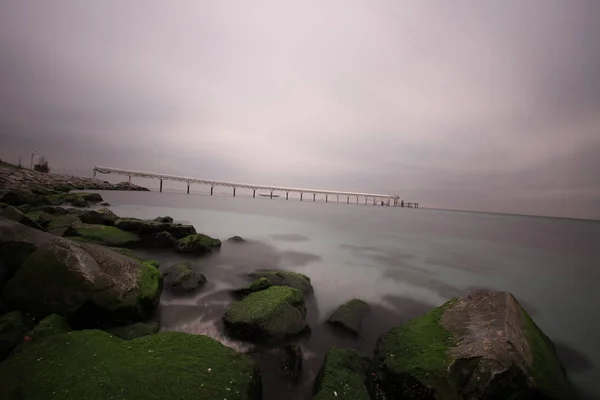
[1, 1, 599, 219]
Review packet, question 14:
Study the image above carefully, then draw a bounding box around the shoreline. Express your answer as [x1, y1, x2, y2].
[0, 163, 587, 400]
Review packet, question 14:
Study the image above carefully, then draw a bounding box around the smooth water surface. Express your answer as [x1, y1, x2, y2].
[92, 190, 600, 399]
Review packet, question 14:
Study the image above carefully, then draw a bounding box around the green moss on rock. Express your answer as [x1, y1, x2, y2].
[313, 347, 371, 400]
[106, 321, 160, 340]
[73, 224, 140, 247]
[234, 277, 273, 296]
[0, 330, 261, 400]
[327, 299, 370, 337]
[223, 286, 308, 341]
[163, 262, 207, 293]
[79, 208, 118, 225]
[250, 269, 313, 294]
[0, 311, 33, 361]
[47, 214, 81, 237]
[31, 314, 70, 340]
[175, 233, 221, 254]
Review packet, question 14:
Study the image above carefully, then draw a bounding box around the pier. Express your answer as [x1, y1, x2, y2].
[93, 166, 419, 208]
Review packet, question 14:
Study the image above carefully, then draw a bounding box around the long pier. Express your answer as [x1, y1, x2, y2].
[93, 166, 419, 208]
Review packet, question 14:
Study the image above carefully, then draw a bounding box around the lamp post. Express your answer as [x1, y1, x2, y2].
[30, 150, 38, 170]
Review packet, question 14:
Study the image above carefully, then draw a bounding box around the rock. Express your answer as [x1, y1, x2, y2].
[3, 206, 44, 230]
[17, 204, 30, 214]
[99, 202, 111, 206]
[373, 290, 577, 400]
[40, 206, 68, 215]
[249, 269, 313, 294]
[162, 262, 207, 293]
[327, 299, 370, 337]
[228, 235, 246, 243]
[223, 286, 308, 341]
[72, 223, 141, 247]
[282, 344, 303, 381]
[0, 219, 162, 326]
[175, 233, 221, 254]
[79, 192, 103, 202]
[0, 310, 33, 361]
[152, 231, 176, 248]
[31, 314, 71, 340]
[0, 330, 261, 399]
[234, 277, 273, 296]
[167, 223, 197, 239]
[27, 211, 54, 228]
[313, 347, 371, 400]
[47, 214, 81, 237]
[153, 216, 173, 223]
[0, 189, 40, 206]
[70, 196, 89, 207]
[106, 321, 160, 340]
[79, 208, 118, 225]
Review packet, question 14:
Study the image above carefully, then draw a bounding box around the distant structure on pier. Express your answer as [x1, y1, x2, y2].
[93, 165, 419, 208]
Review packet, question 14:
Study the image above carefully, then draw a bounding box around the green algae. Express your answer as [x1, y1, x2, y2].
[313, 347, 371, 400]
[175, 233, 221, 253]
[106, 321, 159, 340]
[73, 224, 140, 247]
[0, 330, 261, 400]
[327, 299, 369, 336]
[31, 314, 70, 340]
[250, 269, 313, 293]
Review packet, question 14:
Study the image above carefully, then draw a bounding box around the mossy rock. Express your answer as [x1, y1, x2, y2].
[106, 321, 159, 340]
[79, 208, 118, 226]
[70, 196, 89, 207]
[228, 235, 246, 243]
[115, 218, 196, 240]
[72, 223, 140, 247]
[175, 233, 222, 254]
[313, 347, 371, 400]
[40, 206, 68, 215]
[234, 277, 273, 296]
[0, 330, 261, 400]
[0, 310, 33, 361]
[163, 262, 207, 294]
[25, 211, 54, 228]
[3, 206, 43, 230]
[78, 192, 103, 202]
[249, 269, 313, 294]
[31, 314, 70, 340]
[374, 291, 577, 400]
[47, 214, 81, 237]
[326, 299, 370, 337]
[0, 190, 41, 206]
[223, 286, 308, 341]
[153, 215, 173, 223]
[108, 248, 160, 269]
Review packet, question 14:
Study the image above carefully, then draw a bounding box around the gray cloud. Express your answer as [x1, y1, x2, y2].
[1, 1, 599, 219]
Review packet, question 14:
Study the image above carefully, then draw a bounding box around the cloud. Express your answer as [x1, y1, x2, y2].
[1, 0, 599, 218]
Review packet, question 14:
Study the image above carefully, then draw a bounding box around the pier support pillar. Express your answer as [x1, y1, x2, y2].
[300, 193, 303, 201]
[253, 190, 256, 198]
[365, 197, 367, 205]
[159, 179, 163, 193]
[233, 187, 236, 197]
[93, 169, 97, 179]
[336, 195, 339, 203]
[286, 192, 289, 200]
[356, 197, 359, 204]
[187, 183, 190, 194]
[128, 175, 131, 184]
[270, 191, 273, 199]
[326, 195, 328, 203]
[347, 196, 349, 204]
[210, 187, 214, 196]
[373, 198, 376, 205]
[313, 194, 316, 202]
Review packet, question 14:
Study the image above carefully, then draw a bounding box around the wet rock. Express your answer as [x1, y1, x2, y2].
[227, 235, 246, 243]
[79, 193, 103, 202]
[282, 344, 303, 381]
[0, 330, 261, 400]
[162, 262, 207, 294]
[0, 310, 33, 361]
[153, 216, 173, 223]
[152, 231, 177, 248]
[31, 314, 71, 340]
[3, 206, 44, 230]
[40, 206, 68, 215]
[0, 219, 162, 326]
[106, 321, 160, 340]
[234, 277, 273, 297]
[313, 347, 371, 400]
[72, 224, 141, 247]
[79, 208, 119, 226]
[167, 224, 196, 239]
[223, 286, 308, 341]
[70, 196, 89, 207]
[0, 189, 40, 206]
[249, 269, 313, 294]
[327, 299, 370, 337]
[26, 211, 54, 229]
[47, 214, 81, 237]
[374, 290, 577, 400]
[99, 202, 111, 206]
[175, 233, 221, 254]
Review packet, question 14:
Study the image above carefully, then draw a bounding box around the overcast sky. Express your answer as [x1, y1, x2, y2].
[1, 1, 599, 219]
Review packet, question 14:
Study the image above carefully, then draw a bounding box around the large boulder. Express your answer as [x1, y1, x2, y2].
[327, 299, 370, 337]
[25, 211, 54, 228]
[175, 233, 221, 254]
[163, 262, 207, 294]
[3, 206, 43, 230]
[31, 314, 71, 340]
[0, 310, 34, 361]
[153, 215, 173, 223]
[313, 347, 371, 400]
[78, 192, 103, 202]
[152, 231, 177, 248]
[0, 330, 261, 400]
[0, 219, 162, 327]
[79, 208, 118, 225]
[234, 277, 273, 297]
[223, 286, 308, 341]
[249, 269, 313, 294]
[72, 223, 141, 247]
[373, 290, 577, 400]
[0, 189, 41, 206]
[70, 196, 89, 207]
[106, 321, 160, 340]
[47, 214, 81, 237]
[115, 218, 196, 239]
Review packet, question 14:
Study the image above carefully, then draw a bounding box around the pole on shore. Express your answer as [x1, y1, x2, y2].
[300, 193, 303, 201]
[253, 190, 256, 198]
[286, 192, 289, 200]
[187, 182, 190, 194]
[159, 179, 163, 193]
[233, 187, 236, 197]
[210, 186, 214, 196]
[313, 193, 316, 202]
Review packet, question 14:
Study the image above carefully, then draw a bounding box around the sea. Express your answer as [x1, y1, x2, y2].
[88, 187, 600, 400]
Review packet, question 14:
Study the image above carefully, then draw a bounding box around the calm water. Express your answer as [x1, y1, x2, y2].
[91, 189, 600, 399]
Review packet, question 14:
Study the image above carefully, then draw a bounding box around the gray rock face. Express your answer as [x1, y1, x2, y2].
[0, 189, 40, 206]
[313, 347, 371, 400]
[79, 208, 118, 225]
[162, 262, 207, 293]
[175, 234, 221, 254]
[3, 206, 43, 231]
[79, 193, 103, 202]
[374, 290, 577, 400]
[327, 299, 370, 336]
[0, 218, 163, 327]
[249, 269, 313, 294]
[153, 216, 173, 223]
